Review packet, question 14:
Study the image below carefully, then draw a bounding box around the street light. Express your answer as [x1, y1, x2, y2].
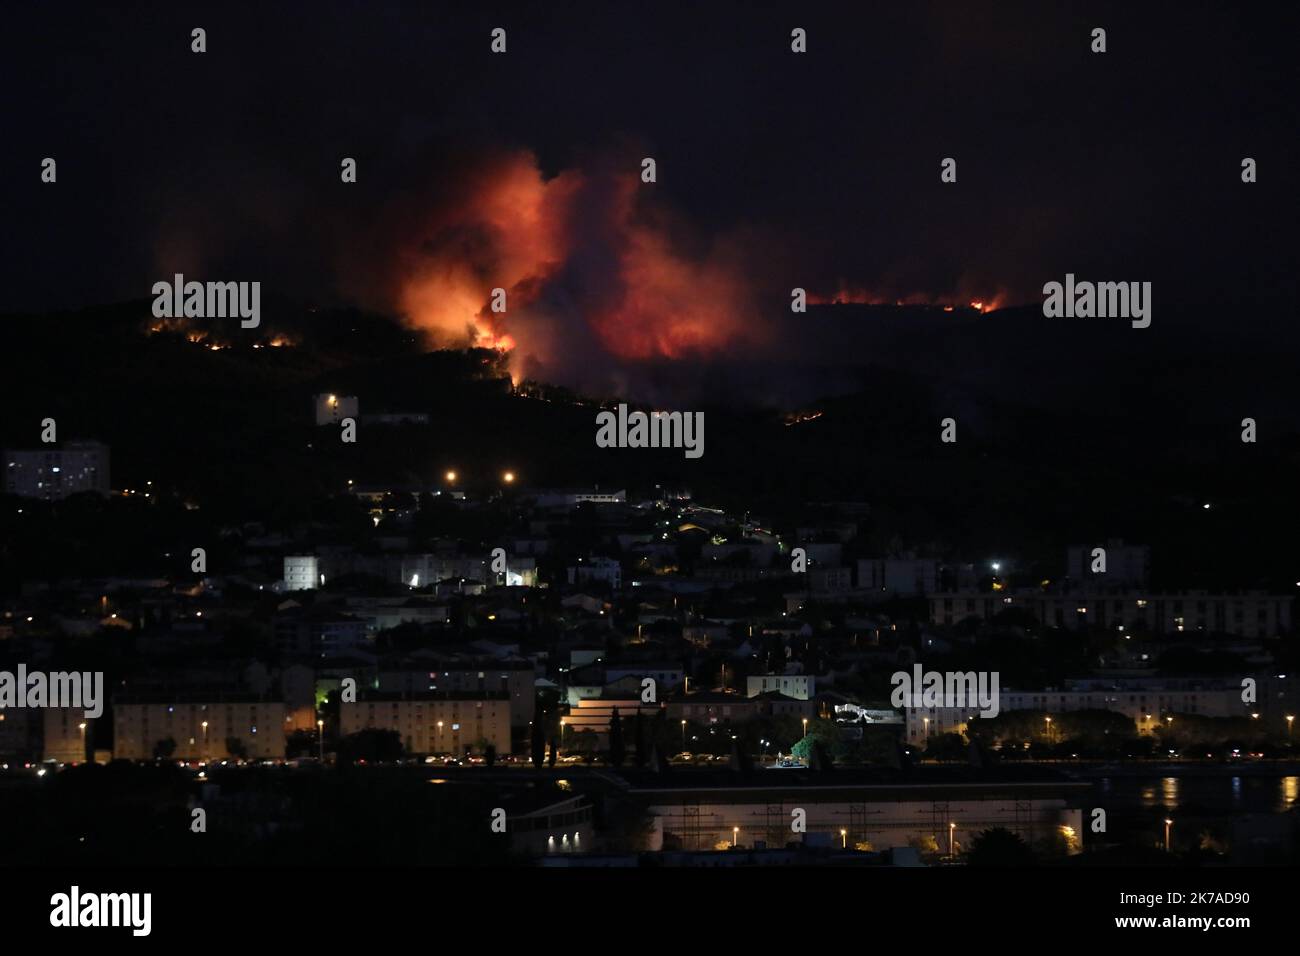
[1288, 715, 1295, 738]
[317, 719, 324, 761]
[445, 470, 457, 484]
[802, 717, 809, 737]
[502, 471, 515, 484]
[840, 828, 847, 849]
[79, 722, 87, 759]
[201, 720, 208, 758]
[681, 719, 687, 749]
[1045, 715, 1052, 742]
[1164, 818, 1173, 852]
[732, 826, 739, 847]
[948, 822, 956, 858]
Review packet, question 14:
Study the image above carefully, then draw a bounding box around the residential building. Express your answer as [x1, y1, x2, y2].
[113, 696, 286, 761]
[930, 588, 1293, 638]
[858, 558, 939, 596]
[747, 674, 815, 700]
[340, 692, 511, 755]
[4, 441, 110, 500]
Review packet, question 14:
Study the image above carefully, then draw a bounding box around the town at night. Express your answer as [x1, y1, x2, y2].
[1, 0, 1295, 938]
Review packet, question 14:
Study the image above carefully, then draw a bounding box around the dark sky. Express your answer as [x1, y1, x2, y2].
[3, 1, 1297, 327]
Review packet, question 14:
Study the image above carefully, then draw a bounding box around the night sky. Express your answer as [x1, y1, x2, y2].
[3, 1, 1298, 396]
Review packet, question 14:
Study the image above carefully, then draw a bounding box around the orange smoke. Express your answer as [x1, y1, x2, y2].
[586, 177, 753, 360]
[395, 153, 580, 351]
[385, 150, 1010, 383]
[391, 150, 761, 373]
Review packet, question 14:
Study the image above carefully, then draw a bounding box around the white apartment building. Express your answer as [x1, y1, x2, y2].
[283, 555, 321, 591]
[904, 680, 1255, 744]
[746, 674, 815, 700]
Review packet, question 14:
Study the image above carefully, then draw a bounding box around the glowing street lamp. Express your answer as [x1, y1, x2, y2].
[1045, 715, 1052, 741]
[840, 828, 847, 849]
[317, 719, 324, 761]
[445, 470, 457, 484]
[1287, 715, 1295, 738]
[502, 471, 515, 484]
[681, 720, 687, 748]
[732, 826, 739, 847]
[948, 822, 956, 857]
[1164, 818, 1173, 852]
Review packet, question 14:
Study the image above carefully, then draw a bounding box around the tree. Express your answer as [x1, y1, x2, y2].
[547, 737, 558, 768]
[608, 712, 626, 767]
[924, 732, 967, 762]
[602, 800, 657, 852]
[632, 711, 647, 768]
[338, 728, 404, 764]
[791, 717, 839, 763]
[531, 717, 546, 769]
[285, 729, 317, 759]
[966, 827, 1035, 866]
[225, 737, 248, 761]
[569, 728, 599, 758]
[485, 744, 497, 768]
[152, 737, 177, 760]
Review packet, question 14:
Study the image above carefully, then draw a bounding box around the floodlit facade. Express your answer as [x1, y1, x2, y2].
[283, 555, 321, 591]
[746, 674, 815, 700]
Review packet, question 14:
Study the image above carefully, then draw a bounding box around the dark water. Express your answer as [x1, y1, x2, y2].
[1086, 773, 1299, 815]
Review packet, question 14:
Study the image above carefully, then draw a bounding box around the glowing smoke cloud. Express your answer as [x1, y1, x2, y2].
[372, 148, 1010, 398]
[386, 150, 765, 389]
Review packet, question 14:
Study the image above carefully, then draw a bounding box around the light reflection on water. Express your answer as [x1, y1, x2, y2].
[1105, 775, 1299, 813]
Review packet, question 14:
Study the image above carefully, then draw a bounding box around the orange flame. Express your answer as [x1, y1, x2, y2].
[390, 150, 761, 373]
